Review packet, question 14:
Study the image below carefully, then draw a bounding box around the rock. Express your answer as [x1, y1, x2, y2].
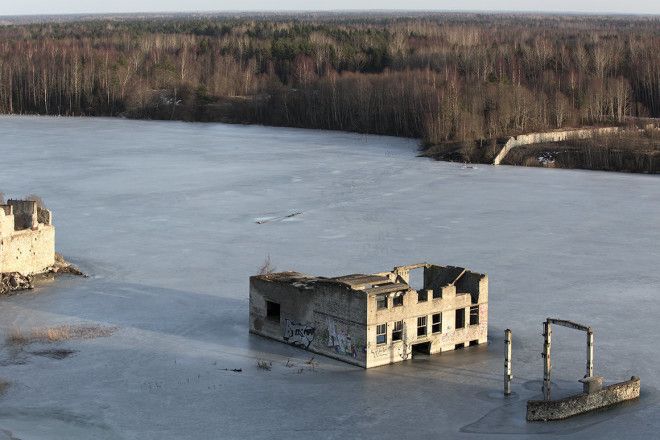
[48, 252, 87, 277]
[0, 272, 34, 295]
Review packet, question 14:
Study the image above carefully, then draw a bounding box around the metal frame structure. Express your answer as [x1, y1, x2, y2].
[542, 318, 594, 400]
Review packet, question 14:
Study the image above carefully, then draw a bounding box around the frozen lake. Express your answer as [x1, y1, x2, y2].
[0, 115, 659, 439]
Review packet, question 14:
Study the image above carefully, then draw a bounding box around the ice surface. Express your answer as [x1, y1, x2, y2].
[0, 116, 658, 439]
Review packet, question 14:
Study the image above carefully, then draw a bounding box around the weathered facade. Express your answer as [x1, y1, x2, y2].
[0, 200, 55, 275]
[249, 263, 488, 368]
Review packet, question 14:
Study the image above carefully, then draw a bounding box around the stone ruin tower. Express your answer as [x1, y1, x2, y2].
[0, 199, 55, 275]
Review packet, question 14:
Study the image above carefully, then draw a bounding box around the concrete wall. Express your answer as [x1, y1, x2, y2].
[0, 206, 15, 237]
[365, 282, 488, 368]
[493, 127, 621, 165]
[7, 200, 38, 230]
[0, 225, 55, 275]
[526, 377, 640, 421]
[249, 276, 368, 367]
[0, 201, 55, 275]
[455, 270, 488, 304]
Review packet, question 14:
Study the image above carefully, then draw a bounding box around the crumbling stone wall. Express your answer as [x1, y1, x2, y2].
[0, 200, 55, 275]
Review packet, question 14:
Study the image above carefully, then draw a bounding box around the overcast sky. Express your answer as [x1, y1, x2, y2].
[1, 1, 658, 16]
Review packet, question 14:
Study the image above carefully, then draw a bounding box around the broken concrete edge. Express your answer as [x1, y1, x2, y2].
[0, 253, 86, 296]
[50, 252, 87, 277]
[526, 376, 640, 421]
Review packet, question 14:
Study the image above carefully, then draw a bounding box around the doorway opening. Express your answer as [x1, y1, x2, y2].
[411, 342, 431, 357]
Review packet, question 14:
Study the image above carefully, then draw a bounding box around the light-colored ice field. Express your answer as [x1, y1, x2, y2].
[0, 116, 658, 439]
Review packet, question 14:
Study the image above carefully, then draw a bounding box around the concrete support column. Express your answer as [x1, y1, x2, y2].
[504, 329, 512, 396]
[542, 320, 552, 400]
[586, 329, 594, 378]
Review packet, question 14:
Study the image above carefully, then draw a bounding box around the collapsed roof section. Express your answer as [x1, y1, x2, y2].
[254, 263, 486, 298]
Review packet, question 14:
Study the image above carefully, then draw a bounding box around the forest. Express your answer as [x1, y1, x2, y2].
[0, 13, 658, 154]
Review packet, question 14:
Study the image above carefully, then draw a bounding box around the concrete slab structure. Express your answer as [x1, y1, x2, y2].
[0, 199, 55, 275]
[527, 318, 640, 421]
[527, 377, 640, 421]
[249, 263, 488, 368]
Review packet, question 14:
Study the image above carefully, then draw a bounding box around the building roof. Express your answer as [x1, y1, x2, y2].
[330, 274, 391, 288]
[252, 264, 485, 297]
[253, 271, 407, 296]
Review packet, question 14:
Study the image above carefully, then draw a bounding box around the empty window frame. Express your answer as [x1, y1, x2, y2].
[392, 320, 403, 341]
[376, 324, 387, 345]
[417, 316, 427, 337]
[417, 290, 428, 302]
[470, 305, 480, 325]
[376, 295, 388, 310]
[455, 308, 465, 329]
[266, 300, 280, 321]
[393, 293, 404, 307]
[432, 313, 442, 333]
[432, 289, 442, 299]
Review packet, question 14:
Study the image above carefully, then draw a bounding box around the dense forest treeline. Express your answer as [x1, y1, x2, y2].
[0, 14, 658, 146]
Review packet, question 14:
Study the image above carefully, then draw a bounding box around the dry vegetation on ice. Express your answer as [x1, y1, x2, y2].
[6, 324, 117, 347]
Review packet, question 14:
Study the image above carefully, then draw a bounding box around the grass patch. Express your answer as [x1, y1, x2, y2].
[256, 359, 272, 370]
[6, 324, 117, 347]
[0, 379, 9, 396]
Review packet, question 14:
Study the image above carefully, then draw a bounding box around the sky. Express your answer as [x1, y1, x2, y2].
[1, 1, 658, 16]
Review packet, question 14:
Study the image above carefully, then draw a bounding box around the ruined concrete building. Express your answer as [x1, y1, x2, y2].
[0, 200, 55, 275]
[249, 263, 488, 368]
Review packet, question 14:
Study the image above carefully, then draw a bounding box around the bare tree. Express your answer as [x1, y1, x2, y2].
[258, 255, 276, 275]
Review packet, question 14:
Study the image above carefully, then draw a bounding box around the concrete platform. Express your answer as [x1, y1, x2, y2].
[527, 377, 640, 421]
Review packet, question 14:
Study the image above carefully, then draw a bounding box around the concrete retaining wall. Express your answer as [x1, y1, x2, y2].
[493, 127, 621, 165]
[0, 226, 55, 275]
[0, 201, 55, 276]
[526, 377, 640, 421]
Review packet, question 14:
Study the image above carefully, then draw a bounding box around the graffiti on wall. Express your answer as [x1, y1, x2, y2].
[327, 318, 358, 358]
[283, 319, 315, 348]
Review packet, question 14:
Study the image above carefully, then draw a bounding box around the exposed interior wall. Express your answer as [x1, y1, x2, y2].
[7, 200, 38, 230]
[423, 265, 464, 291]
[455, 271, 488, 304]
[37, 206, 52, 225]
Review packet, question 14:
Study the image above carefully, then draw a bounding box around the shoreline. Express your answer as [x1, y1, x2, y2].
[3, 113, 658, 174]
[0, 253, 85, 296]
